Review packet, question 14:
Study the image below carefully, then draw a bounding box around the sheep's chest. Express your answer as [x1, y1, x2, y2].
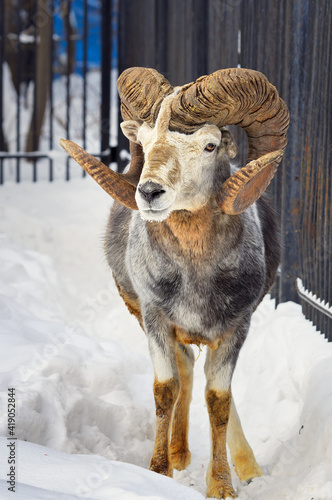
[127, 210, 264, 342]
[128, 239, 259, 341]
[129, 254, 221, 333]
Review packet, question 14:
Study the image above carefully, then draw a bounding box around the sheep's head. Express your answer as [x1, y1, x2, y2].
[120, 93, 238, 221]
[60, 67, 289, 217]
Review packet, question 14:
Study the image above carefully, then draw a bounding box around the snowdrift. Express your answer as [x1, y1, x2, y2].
[0, 178, 331, 499]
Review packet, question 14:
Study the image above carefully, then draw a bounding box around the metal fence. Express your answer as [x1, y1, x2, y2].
[1, 0, 331, 340]
[0, 0, 117, 183]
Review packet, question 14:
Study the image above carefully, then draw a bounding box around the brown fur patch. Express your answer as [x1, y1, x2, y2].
[148, 205, 219, 261]
[166, 206, 215, 258]
[143, 142, 180, 187]
[205, 389, 236, 499]
[150, 378, 179, 477]
[227, 399, 262, 482]
[170, 346, 193, 470]
[175, 326, 220, 350]
[113, 275, 144, 330]
[232, 451, 263, 483]
[206, 389, 231, 428]
[153, 378, 179, 417]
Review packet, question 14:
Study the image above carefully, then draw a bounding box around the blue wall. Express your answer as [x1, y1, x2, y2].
[53, 0, 118, 73]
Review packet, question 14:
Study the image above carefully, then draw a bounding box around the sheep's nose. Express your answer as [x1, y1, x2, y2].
[138, 181, 165, 203]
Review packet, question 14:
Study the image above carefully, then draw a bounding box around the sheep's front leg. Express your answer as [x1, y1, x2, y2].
[144, 309, 179, 477]
[150, 376, 179, 476]
[204, 346, 237, 499]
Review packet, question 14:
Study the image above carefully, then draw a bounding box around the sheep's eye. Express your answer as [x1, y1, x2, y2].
[205, 143, 216, 152]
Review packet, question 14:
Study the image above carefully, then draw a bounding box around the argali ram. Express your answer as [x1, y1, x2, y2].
[60, 67, 289, 499]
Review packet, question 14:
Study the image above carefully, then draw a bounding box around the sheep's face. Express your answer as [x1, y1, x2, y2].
[121, 100, 237, 222]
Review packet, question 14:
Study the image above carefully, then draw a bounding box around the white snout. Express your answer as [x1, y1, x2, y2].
[136, 180, 176, 221]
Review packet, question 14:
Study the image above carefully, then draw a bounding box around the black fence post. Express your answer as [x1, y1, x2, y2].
[49, 0, 54, 182]
[82, 0, 88, 176]
[100, 0, 112, 167]
[116, 0, 137, 173]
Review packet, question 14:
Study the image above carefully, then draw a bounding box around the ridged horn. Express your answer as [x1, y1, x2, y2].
[117, 67, 174, 123]
[217, 149, 284, 214]
[60, 69, 174, 210]
[168, 68, 289, 214]
[59, 139, 138, 210]
[118, 67, 289, 214]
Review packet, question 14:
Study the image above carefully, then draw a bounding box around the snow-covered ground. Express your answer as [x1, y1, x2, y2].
[0, 177, 332, 499]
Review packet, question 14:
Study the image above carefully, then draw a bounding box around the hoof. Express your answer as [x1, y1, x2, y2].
[149, 457, 173, 477]
[206, 477, 237, 499]
[206, 462, 237, 499]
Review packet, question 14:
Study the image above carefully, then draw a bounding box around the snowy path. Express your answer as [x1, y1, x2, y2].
[0, 178, 331, 499]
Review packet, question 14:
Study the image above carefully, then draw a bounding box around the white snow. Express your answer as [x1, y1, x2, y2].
[0, 177, 332, 499]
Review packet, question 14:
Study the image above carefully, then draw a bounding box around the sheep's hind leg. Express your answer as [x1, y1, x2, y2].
[170, 343, 194, 470]
[227, 396, 263, 483]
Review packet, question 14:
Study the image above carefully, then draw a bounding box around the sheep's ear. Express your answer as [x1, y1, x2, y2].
[120, 120, 141, 143]
[220, 128, 238, 159]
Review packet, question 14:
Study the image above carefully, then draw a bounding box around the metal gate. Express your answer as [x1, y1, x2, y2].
[0, 0, 117, 183]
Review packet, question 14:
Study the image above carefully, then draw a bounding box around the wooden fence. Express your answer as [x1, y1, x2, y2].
[118, 0, 332, 340]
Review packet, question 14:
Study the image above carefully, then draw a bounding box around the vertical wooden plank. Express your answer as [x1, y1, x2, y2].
[207, 0, 240, 72]
[192, 0, 208, 79]
[167, 0, 190, 84]
[321, 0, 331, 339]
[207, 0, 243, 166]
[327, 20, 332, 339]
[277, 0, 306, 302]
[155, 0, 169, 76]
[117, 0, 157, 171]
[143, 0, 157, 68]
[238, 0, 300, 302]
[0, 0, 5, 183]
[298, 0, 332, 338]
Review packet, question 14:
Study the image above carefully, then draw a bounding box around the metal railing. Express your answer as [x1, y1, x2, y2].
[0, 0, 118, 184]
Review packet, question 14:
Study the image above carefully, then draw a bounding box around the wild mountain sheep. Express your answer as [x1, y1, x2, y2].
[60, 67, 289, 499]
